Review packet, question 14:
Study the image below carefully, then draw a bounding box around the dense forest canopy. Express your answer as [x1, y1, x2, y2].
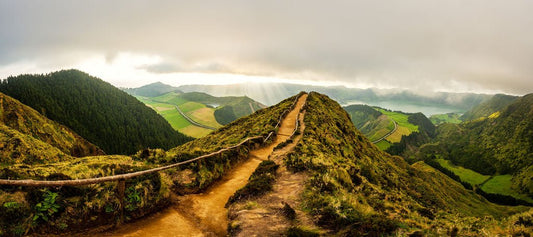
[0, 69, 191, 154]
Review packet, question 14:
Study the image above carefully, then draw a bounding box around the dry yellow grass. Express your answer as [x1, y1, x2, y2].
[155, 106, 173, 111]
[385, 126, 411, 143]
[180, 125, 213, 138]
[189, 108, 222, 128]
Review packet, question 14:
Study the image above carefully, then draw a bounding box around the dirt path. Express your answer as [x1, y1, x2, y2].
[105, 94, 308, 237]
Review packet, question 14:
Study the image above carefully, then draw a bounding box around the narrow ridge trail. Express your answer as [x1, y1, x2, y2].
[105, 94, 308, 237]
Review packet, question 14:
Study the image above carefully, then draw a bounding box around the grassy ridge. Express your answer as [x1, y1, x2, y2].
[285, 92, 528, 235]
[0, 93, 302, 236]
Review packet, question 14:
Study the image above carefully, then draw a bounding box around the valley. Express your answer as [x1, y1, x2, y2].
[0, 71, 531, 236]
[3, 2, 533, 235]
[125, 83, 265, 138]
[105, 94, 307, 236]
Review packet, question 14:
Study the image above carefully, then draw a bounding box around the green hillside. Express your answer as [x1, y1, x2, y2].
[343, 105, 430, 152]
[460, 94, 518, 121]
[0, 93, 299, 235]
[0, 70, 191, 155]
[343, 105, 418, 143]
[430, 112, 462, 125]
[134, 90, 265, 138]
[283, 92, 528, 235]
[412, 93, 533, 203]
[0, 92, 103, 164]
[0, 91, 531, 236]
[344, 104, 394, 142]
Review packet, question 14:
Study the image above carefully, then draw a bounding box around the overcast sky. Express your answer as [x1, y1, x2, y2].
[1, 0, 532, 94]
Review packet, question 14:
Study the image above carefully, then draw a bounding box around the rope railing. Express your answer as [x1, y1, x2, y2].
[0, 136, 263, 187]
[263, 92, 303, 143]
[0, 93, 306, 187]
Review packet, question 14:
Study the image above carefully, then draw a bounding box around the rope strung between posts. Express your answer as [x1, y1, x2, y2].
[0, 93, 305, 187]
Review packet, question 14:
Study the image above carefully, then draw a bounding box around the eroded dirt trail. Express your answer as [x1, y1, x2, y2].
[105, 94, 307, 237]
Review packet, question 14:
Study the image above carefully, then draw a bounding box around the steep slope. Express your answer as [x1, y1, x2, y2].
[0, 92, 103, 163]
[460, 94, 518, 121]
[386, 112, 436, 161]
[344, 104, 394, 143]
[343, 104, 435, 153]
[420, 94, 533, 196]
[0, 70, 191, 154]
[123, 82, 182, 97]
[280, 92, 527, 235]
[0, 93, 302, 236]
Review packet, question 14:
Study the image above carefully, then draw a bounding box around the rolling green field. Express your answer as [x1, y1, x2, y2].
[429, 113, 462, 125]
[365, 116, 395, 141]
[436, 159, 533, 204]
[375, 140, 392, 150]
[436, 158, 490, 185]
[481, 175, 533, 203]
[136, 96, 218, 138]
[377, 109, 419, 132]
[375, 108, 418, 143]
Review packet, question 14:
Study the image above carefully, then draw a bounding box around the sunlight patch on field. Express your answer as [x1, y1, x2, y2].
[385, 126, 411, 143]
[181, 125, 213, 138]
[189, 108, 222, 128]
[481, 175, 533, 203]
[375, 140, 391, 150]
[436, 159, 490, 185]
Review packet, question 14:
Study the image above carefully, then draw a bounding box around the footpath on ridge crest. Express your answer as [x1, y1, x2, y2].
[101, 94, 308, 237]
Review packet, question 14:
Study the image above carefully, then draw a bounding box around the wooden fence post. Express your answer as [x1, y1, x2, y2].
[117, 179, 126, 225]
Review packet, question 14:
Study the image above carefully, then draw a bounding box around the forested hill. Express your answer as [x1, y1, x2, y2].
[0, 70, 191, 154]
[418, 93, 533, 195]
[460, 94, 518, 121]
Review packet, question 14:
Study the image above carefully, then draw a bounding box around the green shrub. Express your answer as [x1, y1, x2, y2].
[33, 191, 60, 224]
[226, 160, 279, 206]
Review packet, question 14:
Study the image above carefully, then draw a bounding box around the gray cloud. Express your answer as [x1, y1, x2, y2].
[1, 0, 532, 94]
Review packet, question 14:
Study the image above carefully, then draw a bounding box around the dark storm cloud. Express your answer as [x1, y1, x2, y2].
[1, 0, 532, 94]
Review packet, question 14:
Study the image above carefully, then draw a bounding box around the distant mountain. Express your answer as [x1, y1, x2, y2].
[0, 70, 191, 154]
[123, 82, 183, 97]
[0, 92, 103, 164]
[177, 83, 493, 115]
[460, 94, 518, 121]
